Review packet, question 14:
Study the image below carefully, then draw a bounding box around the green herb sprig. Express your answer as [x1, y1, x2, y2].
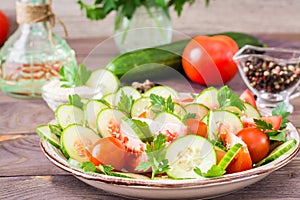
[77, 0, 210, 21]
[136, 133, 169, 179]
[60, 64, 92, 88]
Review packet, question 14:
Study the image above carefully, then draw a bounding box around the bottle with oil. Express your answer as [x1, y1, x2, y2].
[0, 0, 77, 98]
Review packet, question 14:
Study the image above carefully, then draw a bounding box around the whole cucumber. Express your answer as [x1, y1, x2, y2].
[106, 32, 264, 79]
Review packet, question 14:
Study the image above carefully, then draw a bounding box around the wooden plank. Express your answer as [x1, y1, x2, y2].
[0, 134, 65, 177]
[0, 100, 53, 134]
[1, 158, 300, 200]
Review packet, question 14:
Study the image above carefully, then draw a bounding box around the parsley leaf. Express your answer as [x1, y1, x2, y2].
[254, 118, 286, 142]
[182, 113, 196, 121]
[136, 133, 169, 179]
[68, 94, 84, 109]
[150, 94, 174, 115]
[117, 91, 134, 115]
[122, 117, 154, 143]
[194, 165, 225, 178]
[81, 162, 97, 172]
[217, 86, 245, 111]
[253, 118, 273, 130]
[97, 165, 131, 178]
[272, 102, 290, 129]
[60, 64, 92, 88]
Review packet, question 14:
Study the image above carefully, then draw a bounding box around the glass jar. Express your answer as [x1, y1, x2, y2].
[0, 0, 77, 98]
[114, 2, 172, 53]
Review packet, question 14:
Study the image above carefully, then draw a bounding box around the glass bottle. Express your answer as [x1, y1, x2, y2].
[0, 0, 77, 98]
[114, 1, 172, 53]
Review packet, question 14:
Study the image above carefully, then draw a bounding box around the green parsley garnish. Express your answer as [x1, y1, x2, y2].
[136, 133, 169, 179]
[272, 102, 290, 129]
[150, 94, 174, 114]
[117, 91, 134, 116]
[68, 94, 84, 109]
[60, 64, 92, 88]
[217, 86, 246, 111]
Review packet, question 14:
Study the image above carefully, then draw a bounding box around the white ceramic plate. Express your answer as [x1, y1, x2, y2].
[40, 123, 300, 199]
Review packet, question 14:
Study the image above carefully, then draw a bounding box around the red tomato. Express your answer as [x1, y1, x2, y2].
[226, 147, 253, 174]
[185, 118, 207, 137]
[240, 89, 257, 108]
[219, 125, 252, 173]
[261, 116, 282, 130]
[90, 137, 126, 171]
[0, 11, 9, 46]
[215, 148, 226, 164]
[236, 128, 270, 163]
[182, 35, 239, 85]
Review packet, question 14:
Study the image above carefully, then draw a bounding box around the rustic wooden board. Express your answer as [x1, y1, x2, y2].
[0, 158, 299, 200]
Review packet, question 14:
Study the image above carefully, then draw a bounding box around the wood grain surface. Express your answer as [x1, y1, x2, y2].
[0, 34, 300, 200]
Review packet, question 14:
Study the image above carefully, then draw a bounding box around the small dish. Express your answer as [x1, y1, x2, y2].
[233, 45, 300, 113]
[41, 79, 102, 111]
[40, 122, 300, 199]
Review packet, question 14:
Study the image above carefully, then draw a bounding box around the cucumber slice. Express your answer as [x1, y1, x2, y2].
[146, 103, 186, 119]
[143, 86, 179, 99]
[96, 108, 127, 137]
[102, 93, 115, 106]
[255, 139, 297, 167]
[243, 103, 261, 118]
[84, 100, 108, 130]
[55, 105, 84, 129]
[196, 87, 219, 110]
[166, 135, 216, 179]
[151, 112, 187, 138]
[61, 124, 100, 163]
[207, 110, 243, 141]
[184, 103, 209, 120]
[218, 143, 242, 169]
[131, 97, 151, 118]
[114, 86, 141, 105]
[36, 125, 60, 149]
[85, 69, 119, 95]
[120, 117, 154, 143]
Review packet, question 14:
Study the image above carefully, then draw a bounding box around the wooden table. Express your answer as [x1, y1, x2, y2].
[1, 34, 300, 199]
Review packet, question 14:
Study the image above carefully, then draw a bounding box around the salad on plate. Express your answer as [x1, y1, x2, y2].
[37, 74, 297, 180]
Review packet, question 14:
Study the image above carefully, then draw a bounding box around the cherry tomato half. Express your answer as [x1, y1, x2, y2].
[240, 89, 257, 108]
[90, 137, 126, 171]
[185, 118, 207, 137]
[237, 128, 270, 163]
[182, 35, 239, 85]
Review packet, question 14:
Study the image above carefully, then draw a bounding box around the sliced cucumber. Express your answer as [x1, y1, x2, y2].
[84, 100, 108, 130]
[102, 93, 115, 107]
[207, 110, 243, 141]
[85, 69, 119, 95]
[150, 112, 187, 138]
[130, 97, 151, 118]
[120, 117, 154, 143]
[243, 103, 261, 118]
[143, 86, 179, 99]
[196, 87, 219, 110]
[218, 143, 242, 170]
[255, 139, 297, 167]
[61, 124, 100, 163]
[146, 103, 186, 119]
[55, 105, 84, 129]
[96, 108, 127, 137]
[36, 125, 60, 149]
[166, 135, 216, 179]
[184, 103, 209, 120]
[114, 86, 141, 106]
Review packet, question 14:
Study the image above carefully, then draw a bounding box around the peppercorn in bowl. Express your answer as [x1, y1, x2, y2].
[233, 45, 300, 113]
